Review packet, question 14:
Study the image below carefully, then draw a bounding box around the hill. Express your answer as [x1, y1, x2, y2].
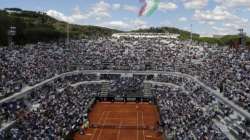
[0, 8, 121, 46]
[132, 27, 250, 47]
[198, 35, 250, 46]
[0, 8, 249, 47]
[131, 26, 200, 40]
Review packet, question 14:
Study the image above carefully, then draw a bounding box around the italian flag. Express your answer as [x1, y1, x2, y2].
[139, 0, 160, 17]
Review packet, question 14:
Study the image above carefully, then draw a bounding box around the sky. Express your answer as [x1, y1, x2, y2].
[1, 0, 250, 37]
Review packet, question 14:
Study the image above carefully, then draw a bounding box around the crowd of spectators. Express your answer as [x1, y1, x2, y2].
[154, 85, 230, 140]
[109, 76, 144, 96]
[0, 35, 250, 139]
[0, 83, 101, 139]
[0, 100, 27, 128]
[0, 38, 199, 98]
[1, 37, 249, 104]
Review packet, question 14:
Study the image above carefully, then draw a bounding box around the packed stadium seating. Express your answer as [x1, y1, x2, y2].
[0, 35, 250, 139]
[1, 84, 101, 139]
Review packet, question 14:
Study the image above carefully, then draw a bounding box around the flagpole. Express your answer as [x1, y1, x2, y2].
[67, 23, 70, 46]
[189, 24, 193, 62]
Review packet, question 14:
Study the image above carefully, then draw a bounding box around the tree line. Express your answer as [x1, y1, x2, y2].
[132, 27, 250, 47]
[0, 8, 119, 47]
[0, 8, 249, 47]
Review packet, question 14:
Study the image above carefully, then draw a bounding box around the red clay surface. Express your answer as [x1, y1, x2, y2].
[74, 102, 163, 140]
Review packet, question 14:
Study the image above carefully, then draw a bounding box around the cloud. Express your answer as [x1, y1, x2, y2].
[122, 5, 138, 13]
[47, 9, 90, 24]
[71, 6, 89, 21]
[193, 5, 249, 35]
[182, 0, 208, 10]
[179, 17, 187, 22]
[159, 2, 177, 11]
[47, 10, 76, 23]
[46, 1, 113, 23]
[211, 26, 237, 35]
[99, 19, 148, 30]
[89, 1, 111, 19]
[131, 19, 148, 29]
[214, 0, 250, 8]
[102, 21, 130, 30]
[194, 6, 248, 25]
[112, 4, 121, 10]
[224, 23, 240, 29]
[112, 2, 177, 14]
[113, 4, 138, 13]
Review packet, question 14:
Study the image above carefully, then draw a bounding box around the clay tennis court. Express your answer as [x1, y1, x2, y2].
[74, 102, 163, 140]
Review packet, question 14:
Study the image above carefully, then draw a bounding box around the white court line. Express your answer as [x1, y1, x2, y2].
[117, 121, 123, 140]
[97, 111, 110, 140]
[108, 111, 140, 113]
[137, 111, 139, 140]
[91, 111, 105, 140]
[109, 117, 136, 120]
[142, 111, 145, 140]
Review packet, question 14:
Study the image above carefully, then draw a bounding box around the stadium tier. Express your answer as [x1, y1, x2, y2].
[0, 35, 250, 140]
